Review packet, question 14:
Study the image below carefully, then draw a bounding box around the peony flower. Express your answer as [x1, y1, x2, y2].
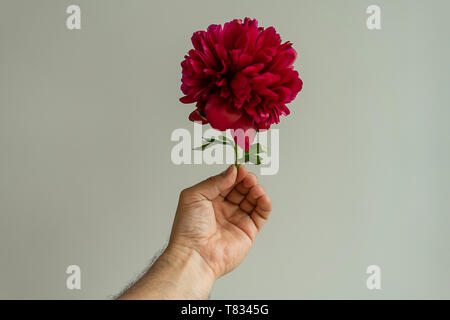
[180, 17, 303, 152]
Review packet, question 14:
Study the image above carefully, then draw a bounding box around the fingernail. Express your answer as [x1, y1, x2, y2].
[223, 165, 234, 175]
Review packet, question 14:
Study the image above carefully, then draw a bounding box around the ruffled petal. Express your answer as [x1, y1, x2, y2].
[180, 18, 303, 132]
[231, 115, 255, 151]
[204, 95, 243, 131]
[188, 109, 209, 124]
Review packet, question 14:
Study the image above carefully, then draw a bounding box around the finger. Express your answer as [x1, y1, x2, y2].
[235, 172, 258, 195]
[189, 165, 237, 200]
[251, 194, 272, 231]
[245, 184, 266, 206]
[222, 165, 247, 197]
[227, 209, 259, 241]
[236, 165, 248, 184]
[226, 172, 258, 204]
[239, 183, 264, 213]
[239, 198, 255, 213]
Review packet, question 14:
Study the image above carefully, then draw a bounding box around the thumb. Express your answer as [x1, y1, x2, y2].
[189, 165, 237, 200]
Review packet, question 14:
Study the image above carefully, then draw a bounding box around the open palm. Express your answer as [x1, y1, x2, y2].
[169, 165, 272, 279]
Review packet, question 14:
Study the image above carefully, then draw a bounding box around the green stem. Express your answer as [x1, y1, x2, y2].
[234, 141, 240, 167]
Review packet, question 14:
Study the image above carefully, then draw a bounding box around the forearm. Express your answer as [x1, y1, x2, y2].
[118, 244, 216, 300]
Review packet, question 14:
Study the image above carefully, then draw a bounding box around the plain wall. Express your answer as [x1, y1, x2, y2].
[1, 0, 449, 299]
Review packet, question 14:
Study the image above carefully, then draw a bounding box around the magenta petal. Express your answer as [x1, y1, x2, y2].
[180, 95, 197, 104]
[180, 18, 303, 134]
[204, 95, 243, 131]
[189, 109, 208, 124]
[231, 116, 255, 151]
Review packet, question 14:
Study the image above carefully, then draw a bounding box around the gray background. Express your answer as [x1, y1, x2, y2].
[1, 0, 449, 299]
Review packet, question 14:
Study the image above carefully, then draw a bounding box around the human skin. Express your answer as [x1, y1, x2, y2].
[118, 165, 272, 299]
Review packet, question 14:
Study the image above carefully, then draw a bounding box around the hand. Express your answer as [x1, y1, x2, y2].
[118, 165, 272, 300]
[169, 165, 272, 279]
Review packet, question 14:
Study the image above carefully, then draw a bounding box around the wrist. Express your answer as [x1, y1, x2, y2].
[117, 243, 216, 300]
[160, 243, 216, 296]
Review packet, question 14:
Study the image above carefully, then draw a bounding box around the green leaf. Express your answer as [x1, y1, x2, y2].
[237, 154, 262, 165]
[244, 150, 250, 162]
[249, 143, 266, 155]
[202, 137, 216, 143]
[193, 142, 212, 151]
[249, 154, 262, 165]
[218, 135, 233, 145]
